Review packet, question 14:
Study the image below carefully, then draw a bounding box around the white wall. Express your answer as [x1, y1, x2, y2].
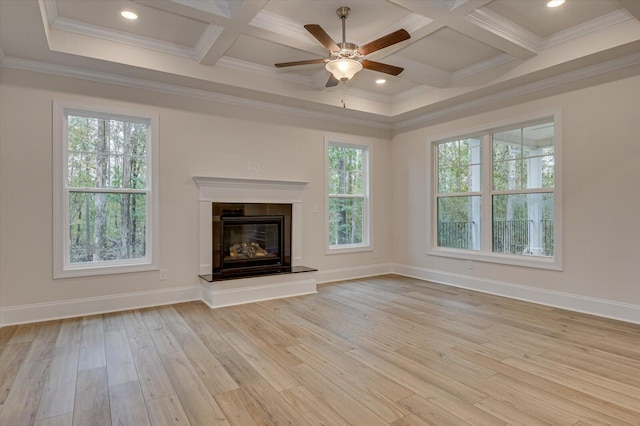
[0, 68, 391, 323]
[1, 67, 639, 325]
[392, 74, 640, 320]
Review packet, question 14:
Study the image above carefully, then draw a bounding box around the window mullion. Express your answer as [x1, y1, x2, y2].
[482, 133, 493, 254]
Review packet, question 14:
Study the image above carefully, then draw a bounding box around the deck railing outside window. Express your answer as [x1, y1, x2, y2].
[438, 220, 554, 256]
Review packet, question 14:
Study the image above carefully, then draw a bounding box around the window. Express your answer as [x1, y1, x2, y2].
[53, 102, 159, 278]
[432, 115, 561, 269]
[326, 140, 370, 252]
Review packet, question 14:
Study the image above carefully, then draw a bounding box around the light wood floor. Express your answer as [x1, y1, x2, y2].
[1, 275, 639, 426]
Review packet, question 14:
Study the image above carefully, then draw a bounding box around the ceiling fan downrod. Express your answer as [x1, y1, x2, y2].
[335, 6, 358, 57]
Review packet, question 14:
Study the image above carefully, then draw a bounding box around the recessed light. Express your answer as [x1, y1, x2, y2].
[547, 0, 565, 7]
[120, 10, 138, 20]
[375, 79, 386, 84]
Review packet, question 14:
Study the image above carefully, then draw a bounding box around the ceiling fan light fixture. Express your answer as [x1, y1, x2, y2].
[325, 58, 362, 81]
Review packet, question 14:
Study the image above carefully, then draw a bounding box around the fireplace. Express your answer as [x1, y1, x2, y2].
[212, 203, 292, 278]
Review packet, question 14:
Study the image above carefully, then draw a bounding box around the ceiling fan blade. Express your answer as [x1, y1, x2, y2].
[304, 24, 340, 52]
[275, 58, 326, 68]
[326, 74, 340, 87]
[358, 29, 410, 56]
[361, 60, 404, 76]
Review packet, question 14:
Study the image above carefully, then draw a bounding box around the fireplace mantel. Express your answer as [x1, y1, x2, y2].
[193, 176, 309, 191]
[194, 176, 316, 308]
[193, 176, 309, 204]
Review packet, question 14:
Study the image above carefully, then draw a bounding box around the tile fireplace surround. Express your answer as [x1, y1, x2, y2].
[194, 176, 317, 308]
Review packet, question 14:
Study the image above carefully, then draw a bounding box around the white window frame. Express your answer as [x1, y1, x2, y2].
[325, 137, 372, 254]
[53, 100, 160, 278]
[428, 111, 563, 270]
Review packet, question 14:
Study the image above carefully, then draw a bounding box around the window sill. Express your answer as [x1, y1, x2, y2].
[326, 245, 373, 255]
[54, 261, 158, 279]
[428, 247, 562, 271]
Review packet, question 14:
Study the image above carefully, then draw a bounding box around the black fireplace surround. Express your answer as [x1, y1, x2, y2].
[212, 202, 292, 278]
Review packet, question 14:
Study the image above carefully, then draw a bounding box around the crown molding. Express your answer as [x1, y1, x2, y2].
[466, 8, 540, 55]
[434, 0, 470, 12]
[451, 53, 517, 82]
[41, 0, 57, 26]
[216, 56, 310, 86]
[540, 9, 635, 50]
[249, 9, 315, 45]
[51, 16, 201, 60]
[393, 51, 640, 133]
[216, 57, 391, 103]
[0, 56, 392, 132]
[392, 85, 433, 104]
[169, 0, 236, 19]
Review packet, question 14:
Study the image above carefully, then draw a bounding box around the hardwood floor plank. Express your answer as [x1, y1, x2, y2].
[239, 380, 312, 426]
[78, 315, 106, 370]
[473, 397, 549, 426]
[391, 414, 433, 426]
[288, 362, 388, 426]
[296, 334, 414, 402]
[214, 389, 261, 426]
[140, 308, 182, 355]
[109, 381, 151, 426]
[0, 359, 51, 425]
[351, 338, 487, 404]
[34, 413, 73, 426]
[37, 319, 82, 420]
[0, 341, 31, 410]
[221, 331, 298, 392]
[398, 394, 476, 426]
[172, 303, 233, 354]
[146, 395, 191, 426]
[287, 343, 409, 422]
[161, 350, 230, 425]
[8, 323, 40, 344]
[280, 385, 352, 426]
[104, 325, 138, 386]
[73, 367, 111, 426]
[0, 325, 18, 356]
[129, 335, 176, 401]
[2, 275, 639, 425]
[180, 333, 239, 396]
[122, 310, 150, 338]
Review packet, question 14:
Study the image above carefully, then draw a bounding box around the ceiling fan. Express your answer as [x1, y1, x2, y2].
[275, 6, 410, 87]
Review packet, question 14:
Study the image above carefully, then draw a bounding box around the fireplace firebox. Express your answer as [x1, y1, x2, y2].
[212, 203, 292, 278]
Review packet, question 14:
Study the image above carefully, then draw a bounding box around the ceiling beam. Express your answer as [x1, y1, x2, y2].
[388, 0, 538, 59]
[197, 0, 268, 66]
[617, 0, 640, 20]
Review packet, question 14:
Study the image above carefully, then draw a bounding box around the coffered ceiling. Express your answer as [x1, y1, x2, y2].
[1, 0, 639, 131]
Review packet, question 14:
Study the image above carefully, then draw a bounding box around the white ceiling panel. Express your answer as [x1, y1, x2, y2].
[485, 0, 622, 38]
[56, 0, 209, 47]
[1, 0, 638, 127]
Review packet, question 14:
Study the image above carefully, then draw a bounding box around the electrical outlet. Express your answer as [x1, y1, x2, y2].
[312, 203, 319, 214]
[466, 260, 474, 270]
[372, 251, 378, 259]
[160, 269, 168, 280]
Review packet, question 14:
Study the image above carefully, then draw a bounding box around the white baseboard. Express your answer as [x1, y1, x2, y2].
[0, 285, 202, 327]
[4, 263, 637, 326]
[392, 264, 640, 325]
[315, 263, 393, 284]
[201, 277, 317, 309]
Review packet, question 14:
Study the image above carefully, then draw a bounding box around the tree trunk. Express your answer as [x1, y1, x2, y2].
[120, 123, 132, 259]
[93, 119, 108, 261]
[338, 154, 347, 244]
